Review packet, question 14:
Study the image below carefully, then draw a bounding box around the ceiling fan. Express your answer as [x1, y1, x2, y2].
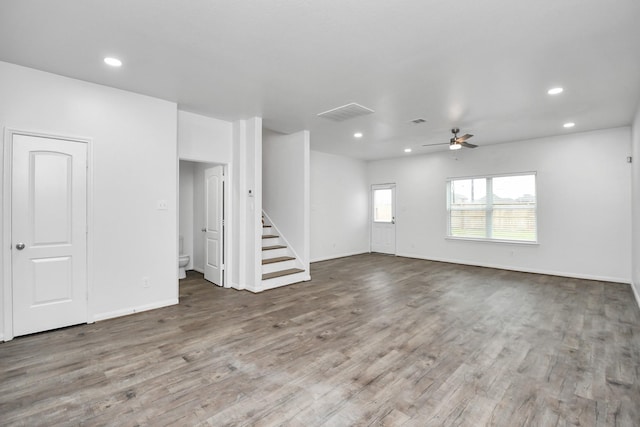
[423, 128, 477, 150]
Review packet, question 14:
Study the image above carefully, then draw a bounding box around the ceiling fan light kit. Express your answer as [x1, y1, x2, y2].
[423, 128, 477, 150]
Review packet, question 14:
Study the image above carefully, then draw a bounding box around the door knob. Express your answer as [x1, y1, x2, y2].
[15, 243, 25, 250]
[201, 228, 206, 232]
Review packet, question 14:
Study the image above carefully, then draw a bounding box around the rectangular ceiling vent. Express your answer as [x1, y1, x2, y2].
[317, 103, 375, 121]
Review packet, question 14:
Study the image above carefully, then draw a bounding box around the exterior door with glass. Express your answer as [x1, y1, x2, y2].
[371, 184, 396, 254]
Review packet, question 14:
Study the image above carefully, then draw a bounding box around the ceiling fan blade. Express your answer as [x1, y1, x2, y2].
[461, 141, 477, 148]
[456, 134, 474, 142]
[422, 142, 449, 147]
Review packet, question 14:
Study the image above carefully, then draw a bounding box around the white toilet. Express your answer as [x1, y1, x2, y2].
[178, 235, 190, 279]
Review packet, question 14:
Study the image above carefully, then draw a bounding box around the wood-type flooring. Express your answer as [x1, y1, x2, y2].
[1, 254, 639, 426]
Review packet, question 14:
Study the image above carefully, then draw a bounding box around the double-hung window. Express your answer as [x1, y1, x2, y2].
[447, 173, 537, 243]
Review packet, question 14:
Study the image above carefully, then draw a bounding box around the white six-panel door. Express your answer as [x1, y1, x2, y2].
[11, 134, 88, 337]
[204, 166, 223, 286]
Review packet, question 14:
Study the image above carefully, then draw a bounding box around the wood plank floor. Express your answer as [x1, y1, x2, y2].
[1, 254, 639, 426]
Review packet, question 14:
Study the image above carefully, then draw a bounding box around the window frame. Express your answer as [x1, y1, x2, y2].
[446, 172, 538, 245]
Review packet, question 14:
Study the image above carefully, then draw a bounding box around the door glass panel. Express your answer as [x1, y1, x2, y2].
[373, 188, 393, 222]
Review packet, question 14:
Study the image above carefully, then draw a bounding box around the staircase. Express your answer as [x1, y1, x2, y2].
[261, 214, 307, 290]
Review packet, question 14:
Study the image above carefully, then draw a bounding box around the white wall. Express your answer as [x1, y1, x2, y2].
[631, 106, 640, 305]
[179, 160, 195, 270]
[0, 61, 178, 336]
[368, 127, 632, 283]
[178, 110, 232, 163]
[263, 129, 310, 270]
[310, 150, 369, 262]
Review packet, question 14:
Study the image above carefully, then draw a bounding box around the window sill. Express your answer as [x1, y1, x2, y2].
[446, 236, 539, 246]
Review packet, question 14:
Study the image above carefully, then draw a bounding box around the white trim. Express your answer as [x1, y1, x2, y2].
[445, 236, 539, 246]
[92, 298, 178, 322]
[302, 130, 311, 273]
[175, 138, 180, 300]
[86, 134, 95, 324]
[223, 163, 232, 288]
[2, 127, 13, 340]
[2, 128, 93, 341]
[395, 252, 631, 284]
[311, 251, 369, 263]
[446, 170, 538, 181]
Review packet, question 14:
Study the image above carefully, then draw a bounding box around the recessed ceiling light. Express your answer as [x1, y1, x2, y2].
[404, 148, 412, 153]
[548, 87, 563, 95]
[563, 122, 575, 128]
[104, 57, 122, 67]
[353, 132, 363, 138]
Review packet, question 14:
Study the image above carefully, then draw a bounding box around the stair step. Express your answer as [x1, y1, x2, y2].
[262, 256, 295, 265]
[262, 245, 287, 251]
[262, 234, 279, 239]
[262, 268, 305, 281]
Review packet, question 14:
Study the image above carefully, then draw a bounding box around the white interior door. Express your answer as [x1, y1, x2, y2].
[371, 184, 396, 254]
[204, 166, 223, 286]
[11, 134, 88, 337]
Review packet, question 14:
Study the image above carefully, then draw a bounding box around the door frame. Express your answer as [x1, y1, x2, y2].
[2, 128, 93, 341]
[370, 183, 397, 254]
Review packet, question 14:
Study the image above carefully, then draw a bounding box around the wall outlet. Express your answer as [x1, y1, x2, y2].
[142, 276, 150, 288]
[157, 200, 168, 210]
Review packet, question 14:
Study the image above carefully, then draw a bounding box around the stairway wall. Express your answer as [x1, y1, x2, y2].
[262, 129, 310, 272]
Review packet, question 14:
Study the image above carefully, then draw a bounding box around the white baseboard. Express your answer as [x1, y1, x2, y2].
[0, 333, 4, 342]
[228, 281, 245, 291]
[92, 298, 178, 322]
[395, 252, 631, 284]
[311, 251, 369, 263]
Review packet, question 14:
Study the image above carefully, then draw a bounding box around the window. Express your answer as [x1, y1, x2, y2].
[373, 187, 393, 222]
[447, 173, 537, 243]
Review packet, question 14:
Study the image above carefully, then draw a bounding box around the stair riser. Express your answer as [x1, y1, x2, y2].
[262, 260, 298, 275]
[261, 237, 281, 247]
[261, 271, 309, 291]
[262, 247, 288, 259]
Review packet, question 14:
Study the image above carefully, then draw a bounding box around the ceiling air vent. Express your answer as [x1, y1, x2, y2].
[410, 118, 427, 124]
[317, 103, 375, 122]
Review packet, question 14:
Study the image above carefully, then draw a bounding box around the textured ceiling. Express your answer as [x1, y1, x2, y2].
[1, 0, 639, 160]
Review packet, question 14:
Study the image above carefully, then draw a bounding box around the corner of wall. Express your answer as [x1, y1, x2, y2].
[632, 279, 640, 311]
[631, 101, 640, 309]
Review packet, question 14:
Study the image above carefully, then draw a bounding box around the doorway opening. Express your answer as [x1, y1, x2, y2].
[179, 160, 228, 287]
